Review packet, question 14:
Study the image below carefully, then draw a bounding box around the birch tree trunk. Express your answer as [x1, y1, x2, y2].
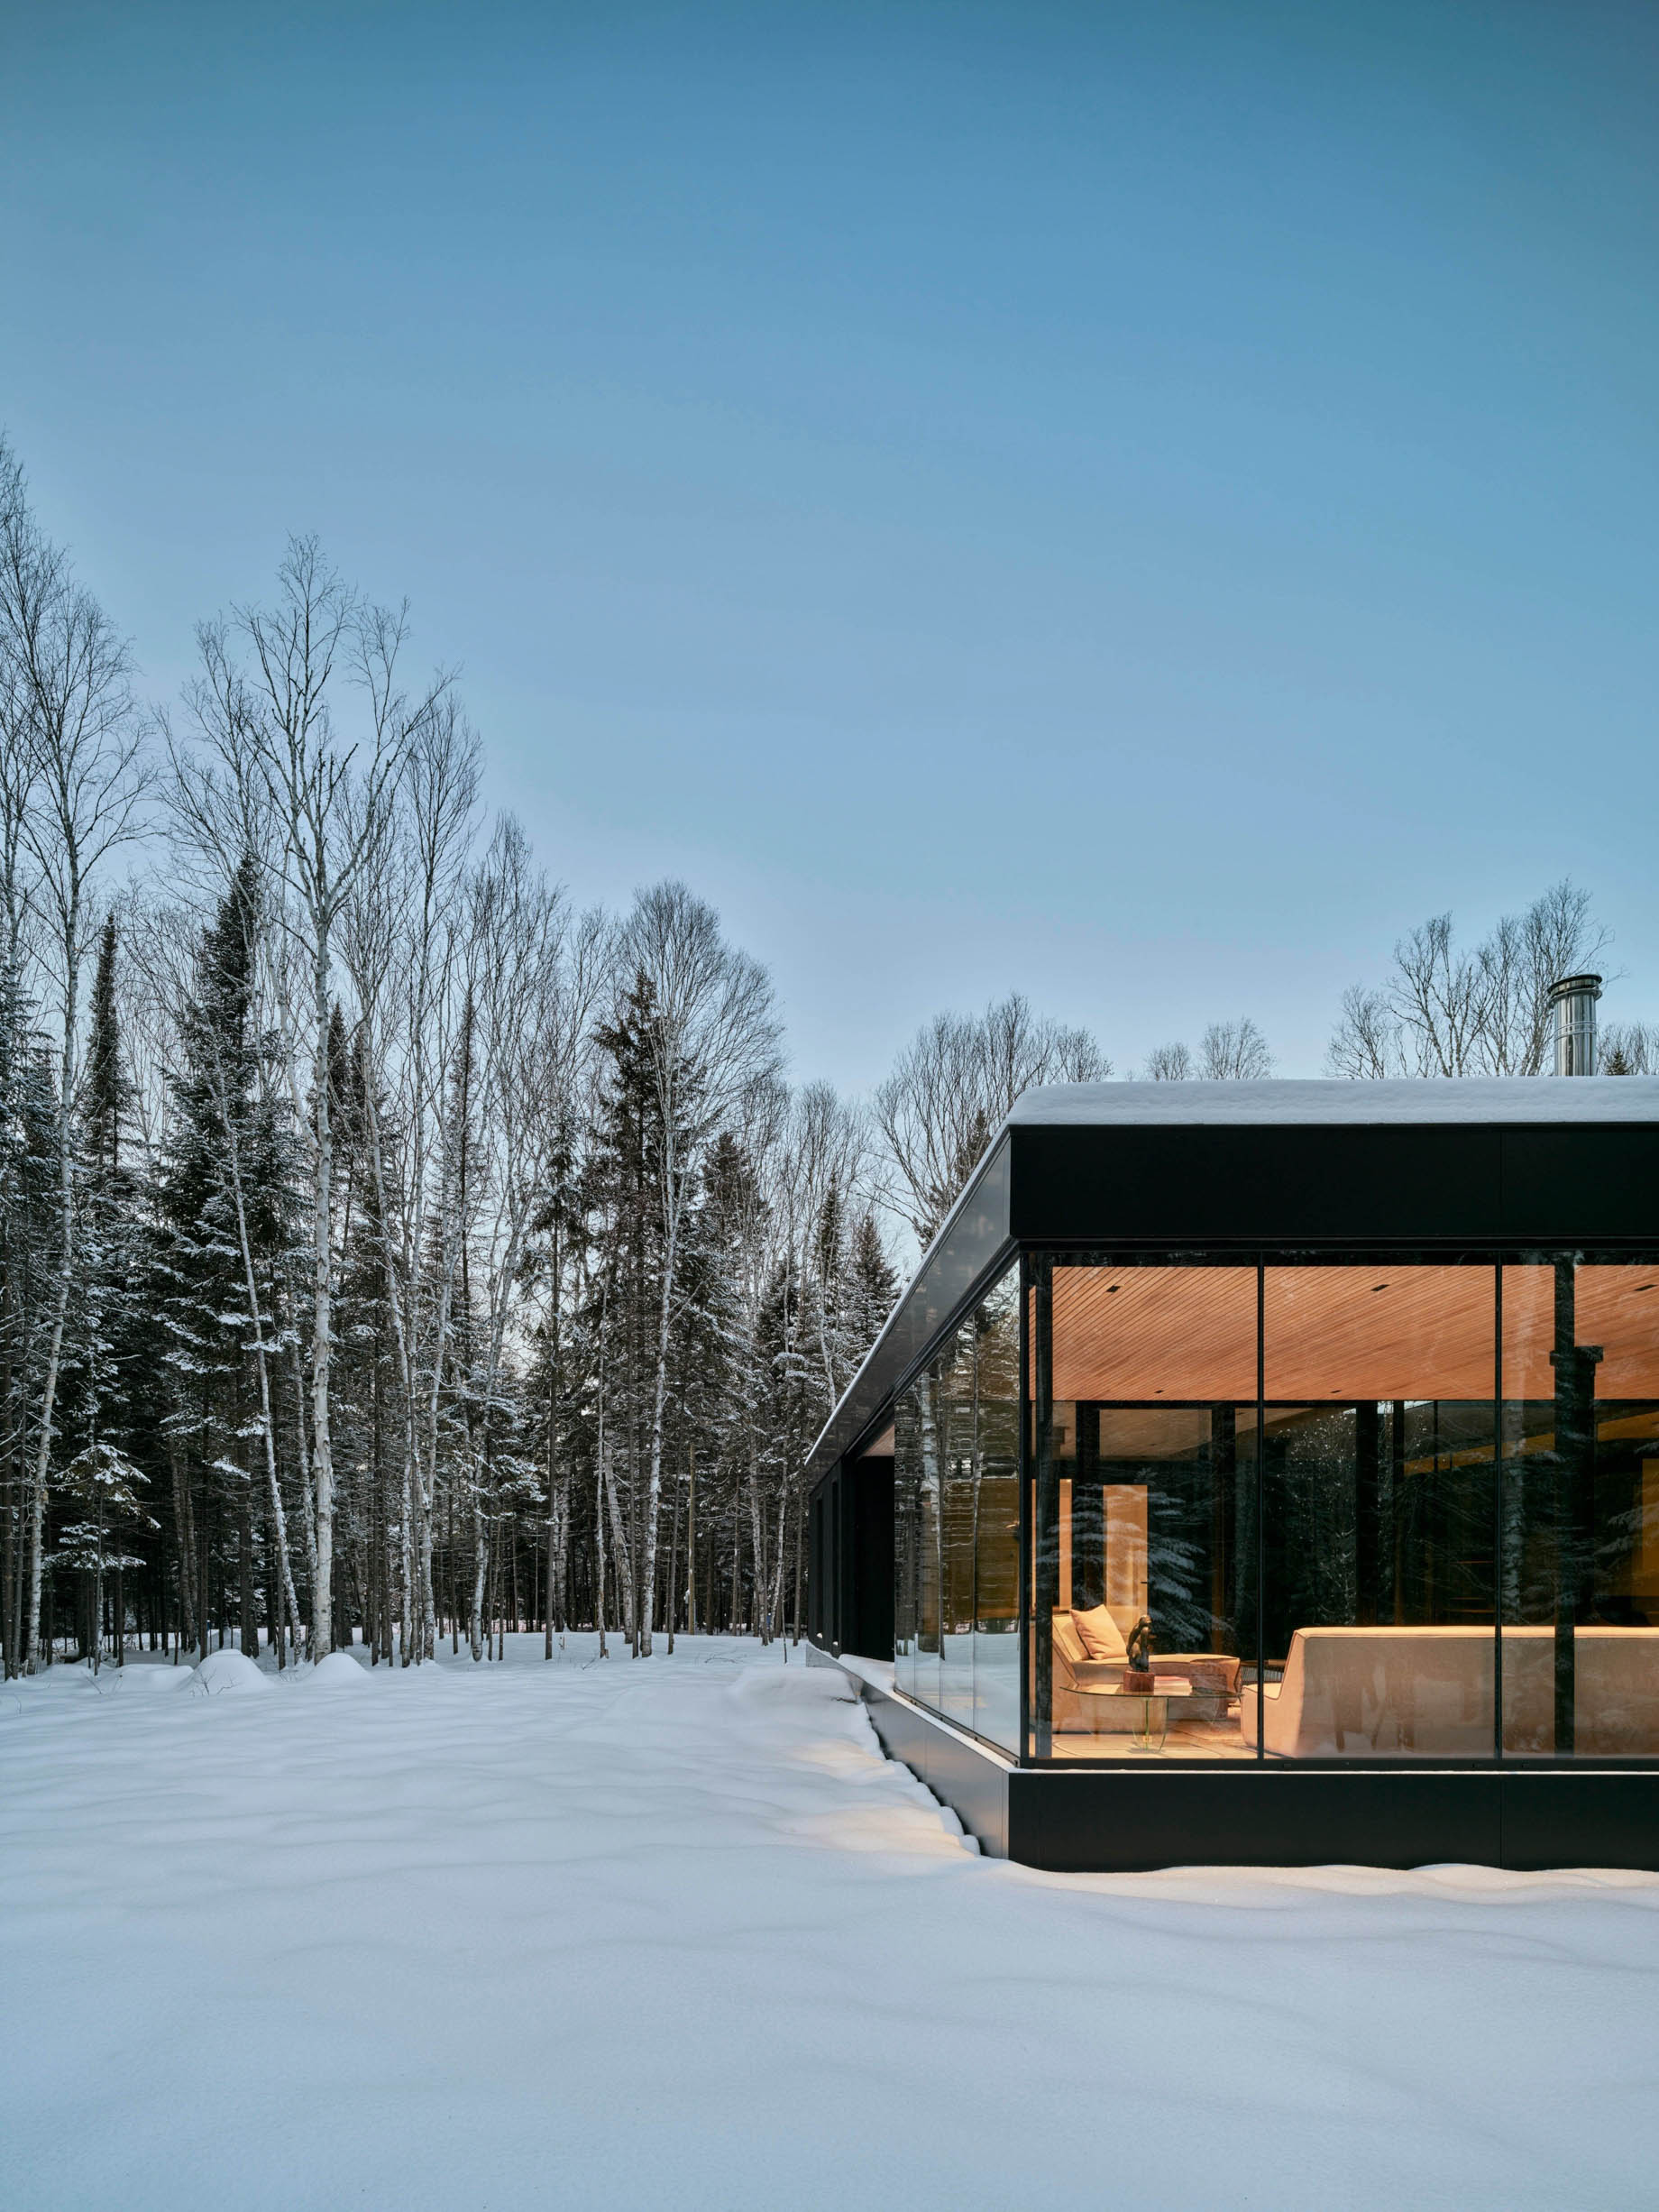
[23, 1069, 74, 1669]
[636, 1203, 679, 1658]
[605, 1445, 634, 1647]
[747, 1443, 767, 1643]
[308, 936, 336, 1656]
[686, 1444, 698, 1638]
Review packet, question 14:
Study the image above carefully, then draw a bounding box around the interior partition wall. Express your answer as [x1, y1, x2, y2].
[1018, 1249, 1659, 1767]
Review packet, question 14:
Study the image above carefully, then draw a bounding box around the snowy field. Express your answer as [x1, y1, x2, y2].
[5, 1636, 1658, 2211]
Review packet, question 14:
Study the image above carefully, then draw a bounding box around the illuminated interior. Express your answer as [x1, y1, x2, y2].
[891, 1255, 1659, 1764]
[1027, 1257, 1659, 1761]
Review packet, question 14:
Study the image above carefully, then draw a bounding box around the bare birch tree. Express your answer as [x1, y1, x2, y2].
[1198, 1017, 1272, 1080]
[194, 541, 447, 1655]
[875, 991, 1108, 1246]
[0, 444, 147, 1669]
[1327, 883, 1609, 1078]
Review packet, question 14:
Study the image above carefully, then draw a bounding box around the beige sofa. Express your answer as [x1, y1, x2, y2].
[1240, 1624, 1659, 1758]
[1050, 1610, 1242, 1734]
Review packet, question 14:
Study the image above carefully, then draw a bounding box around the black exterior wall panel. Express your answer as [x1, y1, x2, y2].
[850, 1457, 894, 1661]
[1007, 1768, 1504, 1872]
[1010, 1121, 1659, 1249]
[859, 1677, 935, 1773]
[806, 1456, 894, 1662]
[1499, 1773, 1659, 1871]
[1009, 1124, 1507, 1245]
[860, 1680, 1011, 1859]
[1499, 1126, 1659, 1242]
[917, 1715, 1012, 1859]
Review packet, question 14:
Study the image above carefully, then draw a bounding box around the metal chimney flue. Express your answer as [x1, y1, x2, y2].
[1548, 973, 1601, 1076]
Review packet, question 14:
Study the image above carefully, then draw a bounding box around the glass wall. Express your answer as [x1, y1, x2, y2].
[893, 1369, 939, 1715]
[974, 1269, 1022, 1748]
[1026, 1252, 1659, 1764]
[1029, 1262, 1259, 1760]
[1256, 1264, 1498, 1758]
[1500, 1262, 1659, 1756]
[892, 1260, 1021, 1753]
[899, 1246, 1659, 1767]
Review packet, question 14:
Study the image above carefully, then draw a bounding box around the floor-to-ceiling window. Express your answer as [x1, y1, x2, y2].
[892, 1259, 1021, 1753]
[1500, 1260, 1659, 1756]
[1024, 1250, 1659, 1765]
[973, 1268, 1021, 1748]
[1253, 1262, 1499, 1759]
[1028, 1259, 1258, 1761]
[899, 1243, 1659, 1767]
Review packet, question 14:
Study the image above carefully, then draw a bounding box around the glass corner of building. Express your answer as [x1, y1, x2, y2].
[1002, 1248, 1659, 1769]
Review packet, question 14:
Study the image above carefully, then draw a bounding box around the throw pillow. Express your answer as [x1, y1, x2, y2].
[1070, 1603, 1128, 1662]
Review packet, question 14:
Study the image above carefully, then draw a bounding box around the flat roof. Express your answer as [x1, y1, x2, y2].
[1010, 1076, 1659, 1126]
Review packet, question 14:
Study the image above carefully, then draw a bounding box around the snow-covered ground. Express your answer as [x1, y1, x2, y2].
[5, 1636, 1657, 2211]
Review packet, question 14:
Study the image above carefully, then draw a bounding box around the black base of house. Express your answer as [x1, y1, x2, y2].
[844, 1667, 1659, 1871]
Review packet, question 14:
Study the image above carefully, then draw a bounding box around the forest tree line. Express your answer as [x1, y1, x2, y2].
[0, 436, 1640, 1675]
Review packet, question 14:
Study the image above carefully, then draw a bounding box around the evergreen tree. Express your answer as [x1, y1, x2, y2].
[55, 915, 151, 1667]
[152, 857, 302, 1662]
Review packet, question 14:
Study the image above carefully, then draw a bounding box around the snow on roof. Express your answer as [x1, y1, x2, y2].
[1008, 1077, 1659, 1127]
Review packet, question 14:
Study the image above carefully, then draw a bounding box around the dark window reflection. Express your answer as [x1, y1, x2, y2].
[1502, 1263, 1659, 1755]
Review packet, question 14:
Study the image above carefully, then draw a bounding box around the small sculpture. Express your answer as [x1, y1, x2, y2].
[1122, 1614, 1155, 1692]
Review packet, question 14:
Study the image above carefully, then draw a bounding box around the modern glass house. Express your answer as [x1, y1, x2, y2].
[804, 1077, 1659, 1869]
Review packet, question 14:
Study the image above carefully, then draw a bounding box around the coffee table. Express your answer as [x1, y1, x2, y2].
[1076, 1675, 1193, 1751]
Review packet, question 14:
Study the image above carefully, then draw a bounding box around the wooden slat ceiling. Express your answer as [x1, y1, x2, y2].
[1052, 1266, 1255, 1401]
[1508, 1265, 1659, 1398]
[1049, 1263, 1659, 1404]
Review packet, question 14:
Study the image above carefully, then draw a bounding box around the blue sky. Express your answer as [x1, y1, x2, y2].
[4, 1, 1655, 1089]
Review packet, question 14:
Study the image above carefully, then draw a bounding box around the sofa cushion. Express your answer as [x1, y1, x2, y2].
[1071, 1605, 1128, 1662]
[1050, 1611, 1089, 1674]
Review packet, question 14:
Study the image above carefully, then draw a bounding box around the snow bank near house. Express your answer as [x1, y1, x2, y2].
[726, 1656, 858, 1704]
[4, 1631, 1658, 2212]
[190, 1648, 270, 1695]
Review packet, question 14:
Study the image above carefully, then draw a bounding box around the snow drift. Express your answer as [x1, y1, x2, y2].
[189, 1648, 270, 1696]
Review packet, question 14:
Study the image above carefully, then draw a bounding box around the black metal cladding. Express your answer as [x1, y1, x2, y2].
[1008, 1121, 1659, 1246]
[808, 1456, 894, 1661]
